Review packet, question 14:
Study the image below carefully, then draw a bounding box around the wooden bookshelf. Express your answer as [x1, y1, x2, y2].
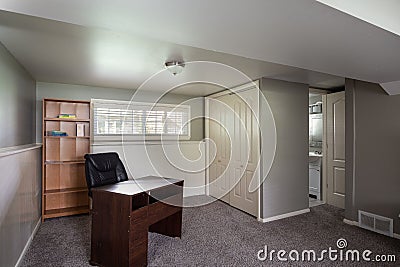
[42, 98, 91, 221]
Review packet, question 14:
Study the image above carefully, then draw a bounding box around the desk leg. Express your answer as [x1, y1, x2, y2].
[130, 207, 149, 267]
[149, 210, 182, 238]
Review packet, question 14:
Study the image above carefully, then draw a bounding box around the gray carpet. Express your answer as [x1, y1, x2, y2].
[21, 196, 399, 266]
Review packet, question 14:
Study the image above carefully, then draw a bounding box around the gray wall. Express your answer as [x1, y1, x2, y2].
[36, 82, 204, 142]
[0, 42, 36, 148]
[260, 78, 309, 218]
[309, 95, 322, 105]
[345, 79, 400, 234]
[0, 42, 40, 267]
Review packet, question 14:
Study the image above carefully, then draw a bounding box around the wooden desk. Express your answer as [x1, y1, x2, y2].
[90, 176, 184, 267]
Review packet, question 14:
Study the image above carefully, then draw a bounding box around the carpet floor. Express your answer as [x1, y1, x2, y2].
[21, 196, 399, 266]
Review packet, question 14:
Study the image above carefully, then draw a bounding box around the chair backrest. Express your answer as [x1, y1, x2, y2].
[84, 152, 129, 196]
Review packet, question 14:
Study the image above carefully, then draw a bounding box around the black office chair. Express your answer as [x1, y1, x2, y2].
[84, 152, 129, 197]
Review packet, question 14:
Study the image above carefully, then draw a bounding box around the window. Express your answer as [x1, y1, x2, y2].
[92, 99, 190, 141]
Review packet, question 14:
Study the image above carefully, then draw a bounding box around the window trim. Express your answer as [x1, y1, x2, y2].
[91, 99, 191, 142]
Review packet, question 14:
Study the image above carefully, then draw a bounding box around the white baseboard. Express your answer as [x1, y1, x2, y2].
[343, 218, 400, 239]
[183, 188, 206, 198]
[15, 217, 41, 267]
[259, 208, 310, 223]
[343, 218, 358, 226]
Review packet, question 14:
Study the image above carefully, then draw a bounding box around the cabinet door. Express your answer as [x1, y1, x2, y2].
[309, 167, 320, 193]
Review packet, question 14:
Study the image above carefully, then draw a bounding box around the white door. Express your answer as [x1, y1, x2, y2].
[228, 89, 259, 217]
[207, 86, 260, 217]
[208, 94, 232, 203]
[326, 91, 345, 208]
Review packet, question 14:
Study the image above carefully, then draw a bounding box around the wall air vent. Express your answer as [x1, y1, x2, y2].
[358, 210, 393, 237]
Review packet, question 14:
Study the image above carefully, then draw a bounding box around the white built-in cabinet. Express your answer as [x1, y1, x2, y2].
[206, 81, 260, 217]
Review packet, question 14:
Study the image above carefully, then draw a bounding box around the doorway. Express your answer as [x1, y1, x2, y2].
[309, 89, 325, 207]
[308, 89, 346, 209]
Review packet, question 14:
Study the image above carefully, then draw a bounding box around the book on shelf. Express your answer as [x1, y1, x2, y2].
[57, 114, 77, 119]
[47, 130, 68, 136]
[76, 124, 85, 137]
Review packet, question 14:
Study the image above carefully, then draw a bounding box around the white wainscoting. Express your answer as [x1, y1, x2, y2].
[92, 141, 206, 197]
[0, 144, 41, 267]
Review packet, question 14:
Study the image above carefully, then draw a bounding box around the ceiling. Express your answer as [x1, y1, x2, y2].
[0, 1, 399, 95]
[0, 10, 343, 96]
[317, 0, 400, 36]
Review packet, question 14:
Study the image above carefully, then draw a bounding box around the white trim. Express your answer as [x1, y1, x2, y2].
[15, 217, 41, 267]
[321, 94, 328, 203]
[204, 97, 210, 197]
[207, 80, 260, 99]
[259, 208, 310, 223]
[0, 144, 42, 158]
[91, 98, 189, 109]
[343, 218, 358, 226]
[93, 135, 191, 143]
[309, 88, 329, 95]
[394, 233, 400, 240]
[92, 140, 204, 146]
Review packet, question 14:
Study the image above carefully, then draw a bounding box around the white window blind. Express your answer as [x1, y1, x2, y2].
[92, 99, 190, 139]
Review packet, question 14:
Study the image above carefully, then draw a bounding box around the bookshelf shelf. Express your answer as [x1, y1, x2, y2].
[44, 118, 90, 122]
[45, 187, 88, 195]
[44, 136, 90, 139]
[45, 160, 85, 165]
[43, 206, 90, 220]
[42, 98, 91, 221]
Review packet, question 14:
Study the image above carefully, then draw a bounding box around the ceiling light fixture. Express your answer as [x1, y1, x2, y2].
[165, 61, 185, 75]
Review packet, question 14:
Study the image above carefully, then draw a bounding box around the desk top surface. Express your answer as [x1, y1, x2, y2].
[92, 176, 183, 196]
